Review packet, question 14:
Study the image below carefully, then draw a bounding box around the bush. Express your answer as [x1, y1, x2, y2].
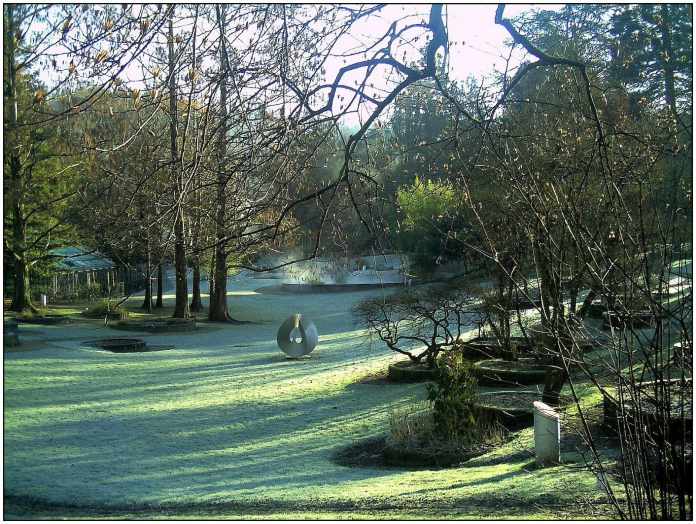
[395, 176, 467, 273]
[387, 360, 440, 382]
[354, 283, 476, 367]
[386, 399, 505, 466]
[385, 352, 506, 467]
[17, 310, 36, 320]
[82, 299, 129, 319]
[388, 401, 434, 449]
[427, 352, 480, 440]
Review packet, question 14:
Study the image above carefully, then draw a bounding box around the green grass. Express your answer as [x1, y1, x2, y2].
[4, 494, 600, 520]
[5, 279, 615, 519]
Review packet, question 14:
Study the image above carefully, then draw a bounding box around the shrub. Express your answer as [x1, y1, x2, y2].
[17, 310, 36, 320]
[388, 401, 434, 449]
[386, 398, 505, 462]
[386, 352, 506, 464]
[427, 352, 480, 440]
[354, 283, 476, 367]
[82, 299, 129, 319]
[395, 176, 467, 274]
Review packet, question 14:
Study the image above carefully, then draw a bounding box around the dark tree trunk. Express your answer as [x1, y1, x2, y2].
[426, 349, 437, 369]
[209, 242, 229, 321]
[155, 263, 164, 308]
[569, 286, 578, 315]
[168, 10, 189, 319]
[657, 5, 679, 123]
[173, 205, 189, 318]
[142, 242, 152, 312]
[209, 5, 231, 322]
[542, 367, 567, 407]
[142, 278, 153, 312]
[578, 289, 597, 318]
[11, 252, 33, 313]
[207, 253, 216, 304]
[7, 6, 35, 313]
[190, 258, 203, 312]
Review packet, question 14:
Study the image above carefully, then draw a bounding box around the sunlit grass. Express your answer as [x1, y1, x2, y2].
[5, 277, 612, 518]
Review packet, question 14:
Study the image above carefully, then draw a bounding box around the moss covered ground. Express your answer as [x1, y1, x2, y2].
[5, 275, 614, 519]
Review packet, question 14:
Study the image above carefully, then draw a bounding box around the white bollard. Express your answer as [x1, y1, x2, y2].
[533, 401, 560, 466]
[40, 294, 48, 308]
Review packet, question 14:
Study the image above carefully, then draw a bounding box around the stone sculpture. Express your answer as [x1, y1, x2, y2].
[277, 313, 318, 358]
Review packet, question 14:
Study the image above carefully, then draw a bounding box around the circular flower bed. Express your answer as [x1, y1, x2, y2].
[475, 390, 570, 429]
[112, 317, 197, 333]
[93, 338, 148, 353]
[602, 310, 660, 329]
[459, 337, 533, 361]
[473, 358, 551, 387]
[584, 300, 607, 319]
[382, 441, 484, 467]
[381, 407, 508, 468]
[475, 390, 543, 428]
[603, 379, 692, 439]
[511, 295, 541, 310]
[333, 433, 503, 469]
[15, 314, 72, 325]
[86, 338, 176, 353]
[387, 360, 439, 382]
[525, 321, 597, 355]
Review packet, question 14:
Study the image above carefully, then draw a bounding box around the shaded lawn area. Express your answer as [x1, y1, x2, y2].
[4, 492, 610, 521]
[5, 276, 612, 519]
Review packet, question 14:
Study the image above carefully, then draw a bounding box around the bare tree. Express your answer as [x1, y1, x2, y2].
[431, 5, 693, 518]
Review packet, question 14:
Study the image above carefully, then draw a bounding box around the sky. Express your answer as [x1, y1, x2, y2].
[318, 3, 564, 126]
[443, 4, 563, 79]
[349, 4, 561, 81]
[35, 3, 564, 126]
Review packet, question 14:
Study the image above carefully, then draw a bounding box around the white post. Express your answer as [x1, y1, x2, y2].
[533, 401, 560, 466]
[40, 294, 47, 308]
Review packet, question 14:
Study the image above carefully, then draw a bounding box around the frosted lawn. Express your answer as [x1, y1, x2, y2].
[5, 275, 604, 517]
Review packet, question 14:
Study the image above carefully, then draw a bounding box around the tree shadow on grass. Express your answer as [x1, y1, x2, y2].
[6, 283, 572, 511]
[5, 388, 412, 506]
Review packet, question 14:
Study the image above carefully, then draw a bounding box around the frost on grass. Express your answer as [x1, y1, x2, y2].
[5, 276, 603, 515]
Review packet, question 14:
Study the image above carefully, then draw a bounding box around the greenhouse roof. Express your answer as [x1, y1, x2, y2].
[49, 247, 116, 272]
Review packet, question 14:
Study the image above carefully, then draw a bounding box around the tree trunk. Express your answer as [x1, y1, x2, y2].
[569, 284, 579, 315]
[168, 9, 189, 319]
[207, 253, 216, 304]
[209, 5, 231, 322]
[12, 253, 33, 313]
[190, 258, 203, 312]
[209, 241, 229, 320]
[6, 6, 35, 313]
[656, 5, 679, 124]
[142, 241, 152, 312]
[541, 367, 567, 407]
[173, 213, 189, 318]
[155, 263, 164, 308]
[578, 289, 597, 318]
[426, 349, 436, 369]
[142, 277, 153, 311]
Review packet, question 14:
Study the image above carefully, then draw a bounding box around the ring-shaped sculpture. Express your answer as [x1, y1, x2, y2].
[277, 313, 318, 358]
